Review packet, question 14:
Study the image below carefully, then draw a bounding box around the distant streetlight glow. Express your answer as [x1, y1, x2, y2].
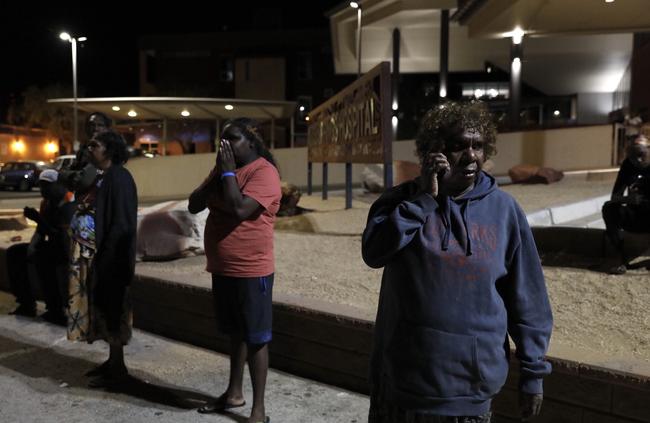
[112, 106, 121, 111]
[439, 87, 447, 98]
[299, 106, 305, 112]
[128, 110, 137, 117]
[45, 141, 58, 154]
[225, 104, 234, 111]
[11, 140, 26, 154]
[78, 37, 87, 42]
[59, 32, 71, 41]
[553, 110, 560, 117]
[181, 110, 190, 117]
[305, 116, 310, 121]
[350, 2, 359, 8]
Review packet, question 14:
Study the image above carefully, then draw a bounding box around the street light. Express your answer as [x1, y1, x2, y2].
[350, 2, 362, 78]
[59, 31, 87, 151]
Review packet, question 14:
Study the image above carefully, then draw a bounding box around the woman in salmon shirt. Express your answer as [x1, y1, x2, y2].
[188, 118, 281, 423]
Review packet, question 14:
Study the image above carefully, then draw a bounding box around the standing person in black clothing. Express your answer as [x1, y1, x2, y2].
[66, 130, 138, 388]
[8, 169, 75, 324]
[602, 134, 650, 274]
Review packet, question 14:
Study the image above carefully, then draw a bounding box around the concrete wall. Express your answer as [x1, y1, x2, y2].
[130, 272, 650, 423]
[126, 125, 614, 198]
[577, 93, 614, 125]
[492, 124, 614, 175]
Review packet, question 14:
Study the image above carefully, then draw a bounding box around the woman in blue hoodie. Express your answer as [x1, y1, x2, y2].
[363, 102, 553, 423]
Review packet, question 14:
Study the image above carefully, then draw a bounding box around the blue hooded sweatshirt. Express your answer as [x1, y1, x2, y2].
[362, 171, 552, 416]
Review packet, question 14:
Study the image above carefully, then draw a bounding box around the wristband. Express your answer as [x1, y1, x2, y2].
[221, 172, 236, 180]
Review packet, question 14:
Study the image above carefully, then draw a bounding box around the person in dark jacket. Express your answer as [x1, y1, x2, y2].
[8, 169, 75, 324]
[66, 130, 137, 387]
[362, 101, 553, 423]
[602, 134, 650, 274]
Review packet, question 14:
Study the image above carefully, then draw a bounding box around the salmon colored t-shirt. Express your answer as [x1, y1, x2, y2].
[204, 157, 281, 277]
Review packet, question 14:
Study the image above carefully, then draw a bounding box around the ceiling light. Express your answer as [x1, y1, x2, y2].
[181, 110, 190, 117]
[350, 2, 359, 9]
[112, 106, 121, 111]
[128, 110, 137, 117]
[224, 104, 234, 111]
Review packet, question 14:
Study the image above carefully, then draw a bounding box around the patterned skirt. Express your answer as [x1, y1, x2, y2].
[67, 240, 132, 344]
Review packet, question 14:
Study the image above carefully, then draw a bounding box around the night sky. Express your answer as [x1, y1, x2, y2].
[1, 1, 342, 121]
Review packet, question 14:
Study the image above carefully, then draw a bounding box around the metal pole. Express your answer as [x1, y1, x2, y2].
[510, 39, 523, 128]
[356, 8, 362, 78]
[439, 10, 449, 100]
[345, 163, 352, 209]
[322, 162, 328, 200]
[72, 38, 78, 150]
[290, 116, 295, 148]
[162, 118, 168, 156]
[307, 161, 312, 195]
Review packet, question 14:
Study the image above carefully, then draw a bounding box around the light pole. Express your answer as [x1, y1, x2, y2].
[350, 2, 362, 79]
[59, 32, 87, 151]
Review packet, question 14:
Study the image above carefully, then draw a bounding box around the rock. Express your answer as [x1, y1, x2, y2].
[278, 182, 302, 217]
[509, 164, 540, 184]
[534, 167, 564, 184]
[362, 164, 384, 193]
[362, 161, 421, 192]
[136, 201, 207, 261]
[508, 164, 563, 184]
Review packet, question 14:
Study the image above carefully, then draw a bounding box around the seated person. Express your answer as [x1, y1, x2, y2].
[8, 169, 76, 324]
[602, 134, 650, 274]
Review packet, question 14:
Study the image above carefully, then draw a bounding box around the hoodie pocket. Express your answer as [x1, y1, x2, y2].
[387, 326, 483, 399]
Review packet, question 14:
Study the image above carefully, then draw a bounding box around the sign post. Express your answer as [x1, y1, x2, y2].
[307, 62, 393, 208]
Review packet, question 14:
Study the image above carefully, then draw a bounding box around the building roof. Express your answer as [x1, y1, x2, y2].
[47, 97, 297, 121]
[327, 0, 637, 95]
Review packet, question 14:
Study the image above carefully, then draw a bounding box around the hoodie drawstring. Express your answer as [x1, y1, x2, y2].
[440, 197, 474, 256]
[462, 200, 473, 256]
[440, 197, 451, 251]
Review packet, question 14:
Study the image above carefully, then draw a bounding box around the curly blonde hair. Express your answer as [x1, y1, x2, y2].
[415, 101, 497, 163]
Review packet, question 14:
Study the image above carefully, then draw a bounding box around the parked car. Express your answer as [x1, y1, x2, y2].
[52, 154, 77, 171]
[0, 161, 51, 191]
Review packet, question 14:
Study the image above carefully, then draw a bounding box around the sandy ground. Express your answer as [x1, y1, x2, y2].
[6, 178, 650, 370]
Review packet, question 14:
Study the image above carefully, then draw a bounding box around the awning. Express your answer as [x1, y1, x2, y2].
[47, 97, 297, 122]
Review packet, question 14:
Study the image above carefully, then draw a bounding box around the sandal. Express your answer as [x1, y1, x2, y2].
[197, 395, 246, 414]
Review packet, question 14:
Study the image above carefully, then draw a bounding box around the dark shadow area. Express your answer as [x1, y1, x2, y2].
[0, 332, 220, 413]
[540, 251, 650, 274]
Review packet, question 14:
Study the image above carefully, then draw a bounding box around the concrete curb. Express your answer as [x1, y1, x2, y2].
[526, 195, 610, 227]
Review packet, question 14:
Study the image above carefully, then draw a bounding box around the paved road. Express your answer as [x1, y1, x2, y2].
[0, 292, 369, 423]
